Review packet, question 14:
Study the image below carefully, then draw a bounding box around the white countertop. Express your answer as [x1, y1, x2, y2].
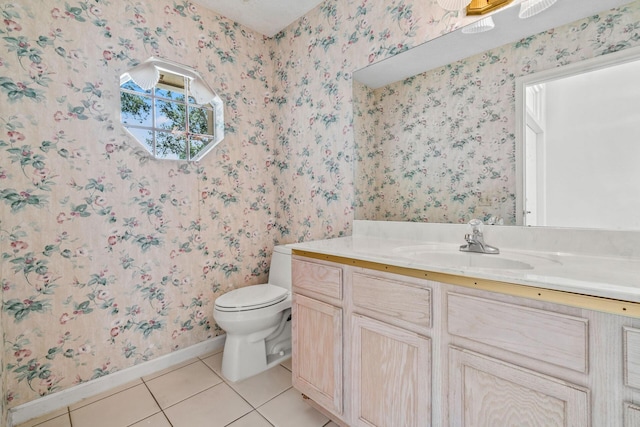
[289, 235, 640, 304]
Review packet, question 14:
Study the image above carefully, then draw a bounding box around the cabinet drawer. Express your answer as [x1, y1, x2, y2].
[624, 327, 640, 389]
[292, 258, 342, 301]
[448, 292, 588, 373]
[353, 273, 431, 330]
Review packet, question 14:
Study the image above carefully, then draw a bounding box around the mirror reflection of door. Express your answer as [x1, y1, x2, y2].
[523, 54, 640, 230]
[524, 84, 546, 226]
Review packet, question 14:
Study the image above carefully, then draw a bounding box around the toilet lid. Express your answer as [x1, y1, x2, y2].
[215, 284, 288, 311]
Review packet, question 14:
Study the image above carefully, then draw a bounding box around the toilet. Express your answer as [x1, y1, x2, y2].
[213, 245, 292, 382]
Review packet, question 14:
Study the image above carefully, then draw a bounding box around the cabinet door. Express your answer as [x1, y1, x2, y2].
[351, 314, 431, 427]
[292, 293, 343, 416]
[624, 402, 640, 427]
[449, 346, 590, 427]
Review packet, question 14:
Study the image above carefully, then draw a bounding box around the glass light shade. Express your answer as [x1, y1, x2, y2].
[461, 16, 495, 34]
[437, 0, 472, 11]
[189, 78, 216, 105]
[126, 62, 160, 91]
[519, 0, 558, 19]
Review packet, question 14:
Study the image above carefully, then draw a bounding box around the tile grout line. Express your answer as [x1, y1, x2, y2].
[143, 359, 226, 413]
[198, 354, 287, 427]
[27, 357, 299, 427]
[140, 378, 173, 427]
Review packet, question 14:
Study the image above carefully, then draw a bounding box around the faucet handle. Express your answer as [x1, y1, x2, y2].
[468, 218, 484, 234]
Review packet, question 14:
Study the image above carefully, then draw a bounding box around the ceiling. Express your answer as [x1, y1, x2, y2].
[193, 0, 326, 38]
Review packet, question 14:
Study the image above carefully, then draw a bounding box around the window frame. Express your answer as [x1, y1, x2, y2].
[119, 57, 224, 161]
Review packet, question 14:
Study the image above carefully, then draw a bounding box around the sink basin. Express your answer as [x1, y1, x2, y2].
[391, 245, 559, 270]
[410, 251, 534, 270]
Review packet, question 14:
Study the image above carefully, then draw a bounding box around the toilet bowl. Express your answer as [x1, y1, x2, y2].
[213, 245, 292, 382]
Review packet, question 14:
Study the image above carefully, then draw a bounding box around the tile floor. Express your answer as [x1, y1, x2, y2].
[17, 349, 338, 427]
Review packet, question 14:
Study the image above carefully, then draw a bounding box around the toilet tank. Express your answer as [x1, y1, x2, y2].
[268, 245, 292, 291]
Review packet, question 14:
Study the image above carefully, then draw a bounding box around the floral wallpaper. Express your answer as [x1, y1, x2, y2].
[354, 1, 640, 224]
[1, 0, 639, 417]
[0, 0, 474, 413]
[269, 1, 479, 242]
[0, 0, 279, 411]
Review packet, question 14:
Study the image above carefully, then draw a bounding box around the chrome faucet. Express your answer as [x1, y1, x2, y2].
[460, 219, 500, 254]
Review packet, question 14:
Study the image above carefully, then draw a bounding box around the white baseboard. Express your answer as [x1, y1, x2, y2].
[9, 335, 225, 427]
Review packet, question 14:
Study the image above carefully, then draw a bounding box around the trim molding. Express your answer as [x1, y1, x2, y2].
[293, 249, 640, 318]
[9, 335, 225, 427]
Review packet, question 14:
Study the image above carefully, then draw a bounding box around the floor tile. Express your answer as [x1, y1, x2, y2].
[197, 347, 224, 360]
[226, 410, 273, 427]
[15, 407, 68, 427]
[17, 413, 71, 427]
[258, 388, 328, 427]
[141, 358, 199, 382]
[128, 412, 172, 427]
[201, 351, 223, 376]
[280, 357, 292, 372]
[164, 382, 252, 427]
[227, 365, 292, 407]
[145, 360, 223, 408]
[324, 422, 341, 427]
[69, 384, 160, 427]
[69, 379, 142, 411]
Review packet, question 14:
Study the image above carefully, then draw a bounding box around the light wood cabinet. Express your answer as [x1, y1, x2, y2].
[291, 293, 343, 417]
[624, 402, 640, 426]
[447, 292, 589, 373]
[449, 346, 589, 427]
[291, 252, 640, 427]
[351, 314, 431, 427]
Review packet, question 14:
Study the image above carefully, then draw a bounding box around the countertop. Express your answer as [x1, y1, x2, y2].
[288, 235, 640, 304]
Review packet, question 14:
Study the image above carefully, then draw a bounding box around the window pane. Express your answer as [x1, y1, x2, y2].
[121, 93, 152, 127]
[156, 100, 186, 132]
[155, 80, 186, 102]
[190, 135, 213, 158]
[121, 79, 150, 94]
[120, 60, 224, 162]
[125, 127, 154, 155]
[188, 106, 214, 136]
[156, 130, 187, 160]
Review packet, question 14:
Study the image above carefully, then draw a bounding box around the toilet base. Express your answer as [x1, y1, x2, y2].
[220, 311, 292, 382]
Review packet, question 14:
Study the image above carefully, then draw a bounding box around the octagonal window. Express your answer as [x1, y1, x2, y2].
[120, 57, 224, 161]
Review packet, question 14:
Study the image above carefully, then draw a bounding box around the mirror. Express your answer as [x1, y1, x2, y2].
[353, 0, 639, 229]
[516, 47, 640, 230]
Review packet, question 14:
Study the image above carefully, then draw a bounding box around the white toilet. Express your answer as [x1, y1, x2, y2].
[213, 245, 292, 382]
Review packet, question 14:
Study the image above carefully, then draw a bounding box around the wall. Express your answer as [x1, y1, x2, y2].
[0, 0, 278, 409]
[2, 0, 639, 413]
[354, 1, 640, 225]
[269, 1, 479, 241]
[0, 0, 474, 410]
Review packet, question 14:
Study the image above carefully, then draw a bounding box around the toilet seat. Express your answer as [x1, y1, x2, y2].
[215, 284, 289, 312]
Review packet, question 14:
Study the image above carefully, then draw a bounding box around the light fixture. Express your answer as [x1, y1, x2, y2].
[121, 57, 217, 104]
[126, 61, 160, 91]
[437, 0, 472, 11]
[518, 0, 558, 19]
[466, 0, 512, 15]
[461, 16, 495, 34]
[189, 78, 217, 105]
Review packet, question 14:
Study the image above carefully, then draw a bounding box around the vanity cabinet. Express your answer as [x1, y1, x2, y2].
[449, 346, 589, 426]
[350, 272, 432, 426]
[292, 294, 343, 417]
[291, 258, 344, 419]
[446, 291, 591, 426]
[291, 251, 640, 427]
[351, 314, 431, 427]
